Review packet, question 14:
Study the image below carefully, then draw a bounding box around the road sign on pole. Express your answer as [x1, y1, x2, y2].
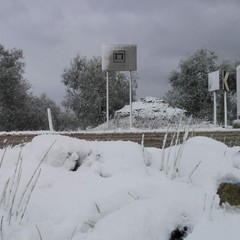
[102, 44, 137, 71]
[102, 44, 137, 129]
[222, 71, 230, 92]
[208, 70, 220, 92]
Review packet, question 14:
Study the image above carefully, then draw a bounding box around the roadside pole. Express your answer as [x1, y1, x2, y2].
[106, 71, 109, 128]
[47, 108, 54, 131]
[213, 91, 217, 125]
[129, 71, 133, 128]
[224, 91, 227, 128]
[223, 72, 229, 128]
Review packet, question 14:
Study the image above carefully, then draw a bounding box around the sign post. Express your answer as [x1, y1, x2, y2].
[213, 91, 217, 125]
[102, 44, 137, 129]
[129, 71, 133, 128]
[222, 71, 230, 128]
[106, 71, 109, 127]
[208, 70, 220, 125]
[237, 65, 240, 119]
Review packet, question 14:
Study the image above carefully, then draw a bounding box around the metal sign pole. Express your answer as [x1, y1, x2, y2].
[208, 70, 220, 125]
[213, 91, 217, 125]
[106, 71, 109, 128]
[224, 90, 227, 128]
[129, 71, 133, 128]
[237, 65, 240, 119]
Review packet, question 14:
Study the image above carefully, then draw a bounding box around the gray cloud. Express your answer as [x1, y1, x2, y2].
[1, 0, 240, 104]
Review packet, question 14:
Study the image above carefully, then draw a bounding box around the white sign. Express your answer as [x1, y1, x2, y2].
[222, 71, 230, 92]
[237, 65, 240, 117]
[208, 70, 220, 92]
[102, 44, 137, 71]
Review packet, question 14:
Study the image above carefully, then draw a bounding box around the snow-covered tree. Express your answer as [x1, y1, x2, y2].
[165, 49, 218, 120]
[0, 44, 32, 131]
[165, 48, 240, 123]
[62, 54, 137, 129]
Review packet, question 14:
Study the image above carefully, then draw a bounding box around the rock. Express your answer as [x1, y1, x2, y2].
[233, 120, 240, 129]
[170, 226, 188, 240]
[217, 182, 240, 206]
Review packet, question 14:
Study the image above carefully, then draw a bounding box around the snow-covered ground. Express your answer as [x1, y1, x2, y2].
[0, 134, 240, 240]
[94, 97, 216, 131]
[115, 96, 185, 119]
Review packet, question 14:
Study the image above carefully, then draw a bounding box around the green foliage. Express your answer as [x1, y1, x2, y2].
[62, 54, 137, 129]
[165, 48, 239, 123]
[165, 48, 217, 119]
[0, 44, 76, 131]
[0, 44, 32, 131]
[25, 94, 61, 130]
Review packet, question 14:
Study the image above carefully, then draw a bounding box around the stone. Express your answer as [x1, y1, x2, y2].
[232, 119, 240, 129]
[217, 182, 240, 206]
[170, 226, 188, 240]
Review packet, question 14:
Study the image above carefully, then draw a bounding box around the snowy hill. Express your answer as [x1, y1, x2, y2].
[0, 134, 240, 239]
[94, 97, 212, 130]
[115, 96, 185, 119]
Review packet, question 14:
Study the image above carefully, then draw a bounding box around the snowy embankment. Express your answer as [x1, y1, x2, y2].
[0, 134, 240, 239]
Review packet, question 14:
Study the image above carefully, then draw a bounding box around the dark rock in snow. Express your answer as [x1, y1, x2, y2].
[233, 120, 240, 129]
[217, 182, 240, 206]
[170, 226, 188, 240]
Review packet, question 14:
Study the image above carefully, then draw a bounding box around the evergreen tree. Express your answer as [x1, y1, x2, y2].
[165, 49, 218, 120]
[165, 48, 240, 123]
[0, 44, 31, 131]
[62, 54, 137, 129]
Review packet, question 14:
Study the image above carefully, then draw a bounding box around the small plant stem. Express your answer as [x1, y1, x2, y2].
[128, 192, 139, 200]
[0, 179, 10, 208]
[7, 147, 23, 209]
[209, 195, 216, 219]
[0, 146, 8, 172]
[189, 161, 202, 179]
[20, 169, 41, 221]
[203, 193, 207, 212]
[16, 139, 56, 217]
[0, 215, 3, 240]
[95, 203, 100, 214]
[8, 150, 23, 225]
[69, 226, 77, 240]
[36, 225, 43, 240]
[160, 128, 169, 171]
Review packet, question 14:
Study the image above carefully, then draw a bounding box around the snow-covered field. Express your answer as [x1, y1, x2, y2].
[0, 134, 240, 240]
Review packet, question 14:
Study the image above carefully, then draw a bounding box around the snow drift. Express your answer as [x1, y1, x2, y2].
[0, 134, 240, 239]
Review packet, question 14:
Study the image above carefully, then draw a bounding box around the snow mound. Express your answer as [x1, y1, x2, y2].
[1, 134, 240, 239]
[115, 96, 185, 119]
[94, 97, 214, 130]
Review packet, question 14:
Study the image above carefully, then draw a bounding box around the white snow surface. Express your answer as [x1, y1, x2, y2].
[0, 134, 240, 239]
[115, 96, 185, 118]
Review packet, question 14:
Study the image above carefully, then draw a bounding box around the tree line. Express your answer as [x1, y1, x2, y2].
[165, 48, 240, 124]
[1, 44, 239, 132]
[0, 44, 136, 131]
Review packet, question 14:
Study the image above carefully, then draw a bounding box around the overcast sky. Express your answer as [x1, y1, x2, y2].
[1, 0, 240, 104]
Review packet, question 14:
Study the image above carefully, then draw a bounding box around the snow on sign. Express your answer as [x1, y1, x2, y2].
[208, 70, 220, 92]
[102, 44, 137, 71]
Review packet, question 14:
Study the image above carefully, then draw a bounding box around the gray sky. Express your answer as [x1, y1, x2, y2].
[1, 0, 240, 104]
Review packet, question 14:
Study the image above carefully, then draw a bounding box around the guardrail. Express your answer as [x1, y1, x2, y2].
[0, 129, 240, 149]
